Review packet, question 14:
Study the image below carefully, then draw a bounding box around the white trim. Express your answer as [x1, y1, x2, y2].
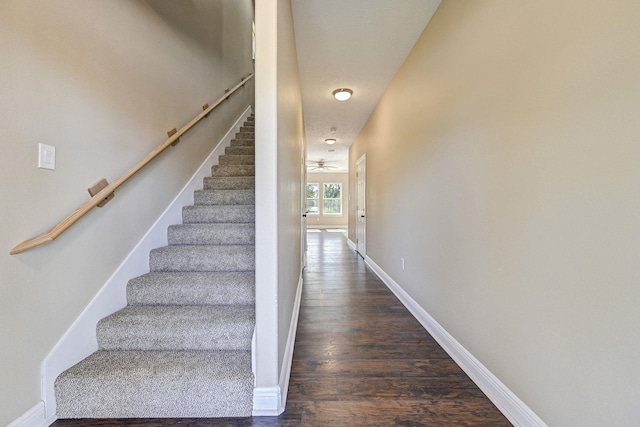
[7, 401, 56, 427]
[254, 0, 280, 409]
[40, 108, 252, 418]
[279, 272, 304, 411]
[252, 386, 282, 416]
[364, 255, 548, 427]
[355, 154, 366, 258]
[252, 271, 303, 416]
[305, 225, 348, 230]
[347, 238, 357, 251]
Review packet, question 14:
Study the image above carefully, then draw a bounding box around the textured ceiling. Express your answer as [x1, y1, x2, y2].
[292, 0, 441, 173]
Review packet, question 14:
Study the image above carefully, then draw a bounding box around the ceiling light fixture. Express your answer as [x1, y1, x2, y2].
[332, 88, 353, 101]
[325, 138, 337, 145]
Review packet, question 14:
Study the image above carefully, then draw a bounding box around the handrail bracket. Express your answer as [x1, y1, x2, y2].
[167, 128, 180, 146]
[88, 178, 114, 207]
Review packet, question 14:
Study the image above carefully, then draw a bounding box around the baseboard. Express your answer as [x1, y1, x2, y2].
[40, 107, 252, 419]
[279, 271, 304, 411]
[7, 401, 56, 427]
[305, 225, 348, 229]
[252, 387, 282, 416]
[364, 255, 548, 427]
[347, 238, 356, 251]
[252, 270, 303, 416]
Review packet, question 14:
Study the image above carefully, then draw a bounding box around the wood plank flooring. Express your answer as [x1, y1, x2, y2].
[51, 229, 510, 426]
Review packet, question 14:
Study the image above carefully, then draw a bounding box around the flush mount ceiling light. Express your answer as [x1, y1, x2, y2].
[332, 88, 353, 101]
[325, 138, 337, 145]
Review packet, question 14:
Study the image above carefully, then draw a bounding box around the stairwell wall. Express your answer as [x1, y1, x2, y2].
[349, 1, 640, 426]
[254, 0, 305, 414]
[0, 1, 253, 425]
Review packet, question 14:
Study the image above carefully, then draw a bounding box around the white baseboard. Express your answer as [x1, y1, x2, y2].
[7, 401, 56, 427]
[347, 238, 356, 251]
[252, 270, 304, 416]
[279, 271, 304, 411]
[364, 255, 548, 427]
[252, 387, 282, 416]
[40, 107, 252, 419]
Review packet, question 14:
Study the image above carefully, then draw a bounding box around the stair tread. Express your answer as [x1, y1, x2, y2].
[97, 305, 255, 351]
[225, 146, 255, 155]
[193, 189, 255, 205]
[204, 176, 254, 190]
[127, 271, 255, 306]
[219, 154, 255, 165]
[168, 223, 254, 245]
[55, 350, 253, 418]
[150, 244, 255, 272]
[183, 205, 255, 223]
[212, 164, 255, 176]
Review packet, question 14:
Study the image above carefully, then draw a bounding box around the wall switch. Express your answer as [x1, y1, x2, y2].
[401, 258, 405, 271]
[38, 143, 56, 170]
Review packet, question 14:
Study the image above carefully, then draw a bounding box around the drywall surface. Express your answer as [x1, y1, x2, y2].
[254, 0, 304, 410]
[349, 1, 640, 425]
[306, 172, 348, 228]
[276, 0, 305, 379]
[0, 1, 253, 424]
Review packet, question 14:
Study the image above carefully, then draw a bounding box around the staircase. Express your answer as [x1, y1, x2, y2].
[55, 115, 256, 418]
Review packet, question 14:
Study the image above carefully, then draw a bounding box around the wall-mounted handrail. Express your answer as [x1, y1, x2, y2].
[10, 73, 254, 255]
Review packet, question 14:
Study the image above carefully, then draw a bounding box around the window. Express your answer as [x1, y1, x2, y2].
[306, 183, 319, 214]
[323, 183, 342, 215]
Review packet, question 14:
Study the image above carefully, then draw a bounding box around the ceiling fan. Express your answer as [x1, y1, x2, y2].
[307, 159, 338, 171]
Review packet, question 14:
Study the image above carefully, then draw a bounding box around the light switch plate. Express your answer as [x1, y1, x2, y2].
[38, 143, 56, 170]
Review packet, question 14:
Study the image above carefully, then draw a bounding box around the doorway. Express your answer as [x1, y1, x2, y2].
[356, 154, 366, 258]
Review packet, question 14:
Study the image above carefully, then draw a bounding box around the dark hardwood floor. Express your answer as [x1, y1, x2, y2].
[52, 229, 510, 426]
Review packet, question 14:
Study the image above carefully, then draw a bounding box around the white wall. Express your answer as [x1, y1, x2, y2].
[276, 0, 305, 380]
[254, 0, 304, 414]
[0, 1, 253, 425]
[306, 172, 348, 228]
[349, 1, 640, 426]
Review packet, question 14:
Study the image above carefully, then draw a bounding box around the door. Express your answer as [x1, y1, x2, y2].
[356, 154, 366, 258]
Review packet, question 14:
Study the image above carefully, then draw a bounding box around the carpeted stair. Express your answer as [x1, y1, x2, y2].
[55, 115, 256, 418]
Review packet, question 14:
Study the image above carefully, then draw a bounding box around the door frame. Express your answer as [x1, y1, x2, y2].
[356, 154, 366, 258]
[301, 145, 307, 268]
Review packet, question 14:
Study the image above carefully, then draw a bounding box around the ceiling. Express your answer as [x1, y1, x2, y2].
[291, 0, 441, 173]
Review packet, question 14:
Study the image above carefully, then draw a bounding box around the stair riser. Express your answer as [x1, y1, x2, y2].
[204, 177, 254, 190]
[225, 146, 255, 155]
[97, 316, 254, 351]
[234, 132, 254, 139]
[239, 126, 254, 133]
[212, 165, 255, 176]
[230, 139, 255, 147]
[128, 282, 254, 306]
[150, 246, 255, 272]
[183, 206, 255, 223]
[219, 155, 255, 165]
[193, 190, 255, 206]
[168, 224, 254, 245]
[55, 350, 254, 418]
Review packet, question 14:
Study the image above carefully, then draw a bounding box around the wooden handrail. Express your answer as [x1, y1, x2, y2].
[10, 73, 254, 255]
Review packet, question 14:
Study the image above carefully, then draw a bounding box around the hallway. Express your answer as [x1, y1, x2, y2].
[283, 229, 510, 425]
[52, 229, 509, 426]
